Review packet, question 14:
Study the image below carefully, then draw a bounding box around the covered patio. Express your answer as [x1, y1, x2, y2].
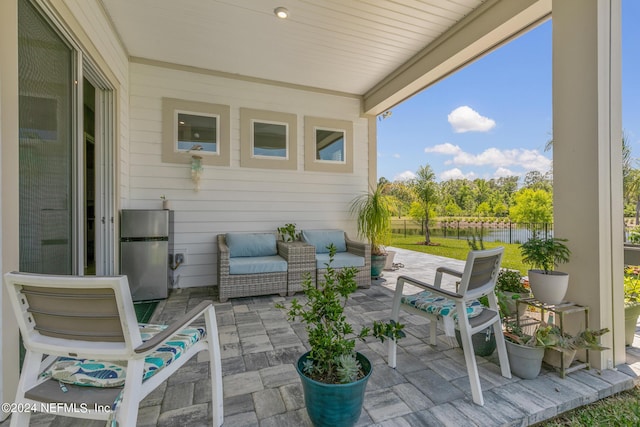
[8, 248, 637, 427]
[0, 0, 630, 422]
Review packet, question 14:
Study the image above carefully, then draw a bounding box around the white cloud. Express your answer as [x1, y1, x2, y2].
[447, 147, 551, 172]
[392, 153, 401, 159]
[440, 168, 476, 181]
[394, 170, 416, 181]
[448, 106, 496, 133]
[424, 143, 552, 177]
[493, 167, 517, 178]
[425, 143, 461, 155]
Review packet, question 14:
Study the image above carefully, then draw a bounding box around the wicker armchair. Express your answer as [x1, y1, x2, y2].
[301, 230, 371, 289]
[217, 234, 288, 302]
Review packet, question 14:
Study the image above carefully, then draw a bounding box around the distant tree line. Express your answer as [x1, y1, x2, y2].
[379, 167, 553, 245]
[382, 131, 637, 245]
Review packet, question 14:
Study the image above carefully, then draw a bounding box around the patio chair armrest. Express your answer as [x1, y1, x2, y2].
[345, 235, 371, 259]
[435, 266, 462, 278]
[134, 300, 214, 354]
[396, 275, 462, 300]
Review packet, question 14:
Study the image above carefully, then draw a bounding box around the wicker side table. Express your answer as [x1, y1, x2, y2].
[279, 241, 316, 295]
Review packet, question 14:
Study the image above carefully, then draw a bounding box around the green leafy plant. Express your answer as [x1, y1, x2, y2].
[504, 322, 609, 351]
[496, 269, 527, 293]
[624, 266, 640, 308]
[350, 183, 392, 255]
[519, 235, 571, 274]
[277, 223, 299, 242]
[628, 226, 640, 244]
[277, 244, 405, 384]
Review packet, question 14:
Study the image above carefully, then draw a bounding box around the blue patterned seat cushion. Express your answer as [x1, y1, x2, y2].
[43, 323, 206, 388]
[402, 290, 484, 319]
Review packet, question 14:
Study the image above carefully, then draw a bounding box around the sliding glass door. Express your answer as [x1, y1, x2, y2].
[18, 0, 74, 274]
[18, 0, 115, 275]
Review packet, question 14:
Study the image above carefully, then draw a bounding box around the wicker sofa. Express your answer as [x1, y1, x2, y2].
[301, 229, 371, 289]
[217, 233, 289, 302]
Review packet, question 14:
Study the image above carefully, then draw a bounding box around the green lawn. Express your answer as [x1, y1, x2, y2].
[390, 234, 527, 273]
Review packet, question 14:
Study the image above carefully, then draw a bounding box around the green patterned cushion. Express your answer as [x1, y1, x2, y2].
[43, 323, 206, 388]
[401, 290, 484, 319]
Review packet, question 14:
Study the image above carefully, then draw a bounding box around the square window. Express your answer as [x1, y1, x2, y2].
[315, 128, 345, 162]
[252, 121, 287, 158]
[177, 112, 219, 154]
[162, 98, 230, 167]
[304, 116, 353, 173]
[240, 108, 297, 170]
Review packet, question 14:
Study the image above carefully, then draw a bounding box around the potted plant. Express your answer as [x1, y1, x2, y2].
[495, 269, 530, 317]
[350, 183, 392, 279]
[542, 325, 609, 370]
[277, 223, 299, 242]
[503, 323, 550, 379]
[519, 235, 571, 305]
[624, 266, 640, 346]
[277, 245, 404, 427]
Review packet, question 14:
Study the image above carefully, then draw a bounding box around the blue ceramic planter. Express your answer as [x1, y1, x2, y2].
[297, 351, 372, 427]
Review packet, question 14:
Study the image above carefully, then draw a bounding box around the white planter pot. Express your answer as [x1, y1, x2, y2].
[383, 251, 396, 270]
[528, 270, 569, 305]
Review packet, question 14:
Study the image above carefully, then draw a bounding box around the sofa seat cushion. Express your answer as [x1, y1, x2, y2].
[229, 255, 287, 275]
[226, 232, 277, 258]
[302, 229, 347, 254]
[316, 252, 365, 269]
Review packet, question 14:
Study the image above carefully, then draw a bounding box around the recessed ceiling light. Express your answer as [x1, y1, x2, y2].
[274, 7, 289, 19]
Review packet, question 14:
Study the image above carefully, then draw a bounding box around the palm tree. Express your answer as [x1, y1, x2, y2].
[412, 165, 439, 245]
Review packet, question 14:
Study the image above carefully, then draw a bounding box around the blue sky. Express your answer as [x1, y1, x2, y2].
[377, 1, 640, 183]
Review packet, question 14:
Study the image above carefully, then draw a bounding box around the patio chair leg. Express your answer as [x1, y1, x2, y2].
[429, 318, 437, 346]
[493, 322, 511, 378]
[115, 359, 144, 426]
[205, 306, 224, 426]
[458, 326, 484, 406]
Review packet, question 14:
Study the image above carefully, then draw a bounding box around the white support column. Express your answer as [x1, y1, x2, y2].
[552, 0, 624, 368]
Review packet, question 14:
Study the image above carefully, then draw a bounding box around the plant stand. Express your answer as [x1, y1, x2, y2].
[516, 297, 590, 378]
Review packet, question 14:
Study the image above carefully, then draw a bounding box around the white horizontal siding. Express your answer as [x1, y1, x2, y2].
[128, 62, 370, 288]
[61, 0, 131, 209]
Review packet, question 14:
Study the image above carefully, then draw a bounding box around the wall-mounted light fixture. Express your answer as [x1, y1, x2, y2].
[274, 7, 289, 19]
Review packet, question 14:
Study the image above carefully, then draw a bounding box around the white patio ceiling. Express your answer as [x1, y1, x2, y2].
[100, 0, 551, 114]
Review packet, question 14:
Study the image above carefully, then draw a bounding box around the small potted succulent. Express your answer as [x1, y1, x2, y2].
[519, 235, 571, 305]
[277, 245, 404, 427]
[624, 265, 640, 346]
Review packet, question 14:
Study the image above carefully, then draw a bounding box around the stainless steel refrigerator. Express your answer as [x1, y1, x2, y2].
[120, 209, 172, 301]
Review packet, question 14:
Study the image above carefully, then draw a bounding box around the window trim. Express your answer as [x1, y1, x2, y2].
[304, 116, 353, 173]
[240, 108, 297, 170]
[162, 97, 230, 166]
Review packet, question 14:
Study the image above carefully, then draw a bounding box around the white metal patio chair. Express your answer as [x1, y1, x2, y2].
[387, 247, 511, 406]
[4, 272, 223, 426]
